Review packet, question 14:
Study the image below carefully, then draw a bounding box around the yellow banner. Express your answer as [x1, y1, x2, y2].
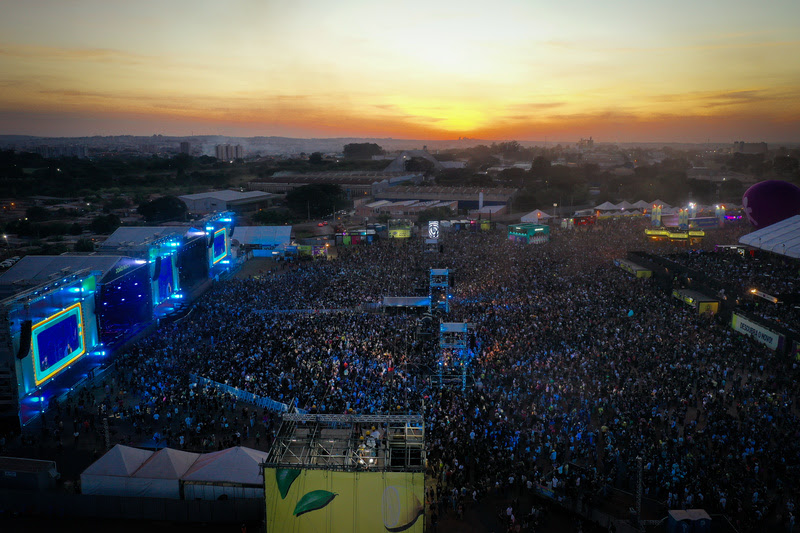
[265, 468, 425, 533]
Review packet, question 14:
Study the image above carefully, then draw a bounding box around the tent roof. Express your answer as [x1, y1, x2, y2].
[0, 255, 128, 288]
[181, 446, 269, 485]
[132, 448, 201, 479]
[616, 200, 635, 209]
[521, 209, 552, 222]
[101, 227, 187, 249]
[179, 190, 272, 202]
[632, 200, 651, 209]
[650, 199, 672, 209]
[232, 226, 292, 247]
[594, 201, 618, 210]
[82, 444, 153, 478]
[739, 215, 800, 259]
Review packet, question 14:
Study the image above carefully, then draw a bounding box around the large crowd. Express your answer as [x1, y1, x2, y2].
[665, 248, 800, 333]
[14, 216, 800, 533]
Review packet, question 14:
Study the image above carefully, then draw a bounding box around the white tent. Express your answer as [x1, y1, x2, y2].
[521, 209, 552, 222]
[127, 448, 201, 499]
[594, 201, 618, 211]
[616, 200, 635, 210]
[182, 446, 269, 500]
[739, 215, 800, 258]
[80, 444, 153, 496]
[650, 199, 672, 209]
[632, 200, 651, 210]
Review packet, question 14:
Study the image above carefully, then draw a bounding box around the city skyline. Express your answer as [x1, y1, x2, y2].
[1, 0, 799, 143]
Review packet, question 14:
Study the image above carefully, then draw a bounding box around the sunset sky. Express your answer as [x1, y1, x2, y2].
[1, 0, 799, 142]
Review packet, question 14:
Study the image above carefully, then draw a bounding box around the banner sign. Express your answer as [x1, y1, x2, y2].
[731, 313, 785, 351]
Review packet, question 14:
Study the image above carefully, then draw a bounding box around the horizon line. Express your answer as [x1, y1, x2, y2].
[2, 133, 797, 146]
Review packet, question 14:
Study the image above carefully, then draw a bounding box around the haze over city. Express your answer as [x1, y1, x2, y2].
[1, 0, 799, 143]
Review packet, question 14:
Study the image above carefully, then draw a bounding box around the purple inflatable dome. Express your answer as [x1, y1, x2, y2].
[742, 180, 800, 228]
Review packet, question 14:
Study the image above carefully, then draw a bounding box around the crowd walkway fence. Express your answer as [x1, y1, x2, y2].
[190, 374, 289, 414]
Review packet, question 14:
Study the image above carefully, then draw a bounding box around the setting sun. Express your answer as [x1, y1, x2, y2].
[0, 0, 798, 142]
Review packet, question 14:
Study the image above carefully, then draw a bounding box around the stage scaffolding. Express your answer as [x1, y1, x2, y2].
[265, 413, 425, 473]
[429, 268, 450, 313]
[437, 322, 472, 390]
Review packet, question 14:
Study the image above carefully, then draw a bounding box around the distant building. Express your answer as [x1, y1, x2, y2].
[179, 141, 191, 154]
[32, 145, 88, 159]
[375, 186, 517, 211]
[686, 167, 757, 184]
[733, 142, 767, 154]
[440, 160, 467, 169]
[215, 144, 244, 161]
[355, 199, 458, 218]
[487, 162, 532, 173]
[248, 171, 423, 199]
[581, 152, 625, 168]
[577, 137, 594, 149]
[384, 150, 445, 172]
[468, 204, 507, 218]
[178, 190, 278, 215]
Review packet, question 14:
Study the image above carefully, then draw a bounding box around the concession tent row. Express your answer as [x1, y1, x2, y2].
[80, 444, 154, 497]
[81, 445, 267, 500]
[182, 446, 269, 500]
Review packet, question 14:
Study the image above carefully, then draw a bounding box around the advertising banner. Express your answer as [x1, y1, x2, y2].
[389, 229, 411, 239]
[265, 468, 424, 533]
[731, 313, 785, 351]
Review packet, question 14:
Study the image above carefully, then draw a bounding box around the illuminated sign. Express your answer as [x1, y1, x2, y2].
[32, 303, 86, 386]
[428, 220, 439, 239]
[749, 288, 779, 304]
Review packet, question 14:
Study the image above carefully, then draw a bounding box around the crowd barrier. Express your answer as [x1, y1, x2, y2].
[190, 374, 289, 413]
[252, 308, 369, 315]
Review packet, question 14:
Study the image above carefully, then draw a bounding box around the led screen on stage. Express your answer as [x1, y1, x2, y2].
[212, 228, 228, 264]
[157, 254, 176, 302]
[32, 303, 86, 385]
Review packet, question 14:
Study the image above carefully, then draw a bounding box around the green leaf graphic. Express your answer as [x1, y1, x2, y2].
[276, 468, 301, 499]
[293, 490, 337, 516]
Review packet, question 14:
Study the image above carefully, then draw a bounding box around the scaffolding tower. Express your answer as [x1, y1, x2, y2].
[429, 268, 450, 313]
[438, 322, 471, 390]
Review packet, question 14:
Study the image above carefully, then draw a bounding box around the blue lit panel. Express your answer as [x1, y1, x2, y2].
[32, 303, 86, 386]
[212, 228, 228, 264]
